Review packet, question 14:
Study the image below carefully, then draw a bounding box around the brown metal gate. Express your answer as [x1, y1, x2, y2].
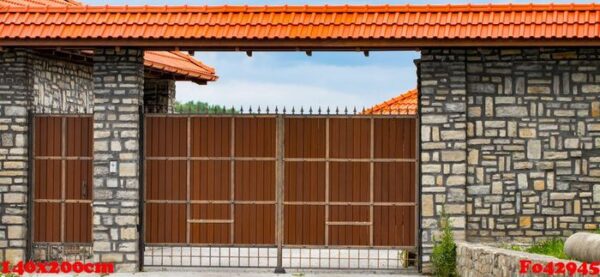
[143, 113, 417, 270]
[30, 114, 93, 260]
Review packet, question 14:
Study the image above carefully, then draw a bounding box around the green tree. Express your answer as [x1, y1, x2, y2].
[174, 101, 234, 114]
[431, 207, 457, 277]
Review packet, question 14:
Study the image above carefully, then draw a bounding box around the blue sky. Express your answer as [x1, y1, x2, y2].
[86, 0, 595, 109]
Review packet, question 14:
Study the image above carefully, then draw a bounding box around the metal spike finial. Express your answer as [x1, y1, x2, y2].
[309, 107, 313, 115]
[240, 106, 244, 114]
[344, 107, 348, 115]
[335, 107, 339, 114]
[353, 107, 357, 115]
[282, 107, 286, 114]
[249, 106, 253, 113]
[326, 107, 330, 115]
[318, 107, 322, 115]
[257, 106, 261, 114]
[230, 106, 235, 114]
[291, 107, 295, 115]
[266, 106, 270, 114]
[300, 107, 304, 114]
[362, 106, 366, 114]
[275, 106, 279, 114]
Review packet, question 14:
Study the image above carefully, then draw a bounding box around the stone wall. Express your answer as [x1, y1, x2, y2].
[31, 53, 93, 113]
[419, 49, 468, 272]
[419, 48, 600, 271]
[143, 79, 175, 113]
[465, 48, 600, 243]
[456, 241, 585, 277]
[92, 48, 144, 271]
[0, 49, 33, 264]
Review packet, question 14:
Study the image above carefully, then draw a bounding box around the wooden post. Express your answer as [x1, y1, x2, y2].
[274, 115, 286, 274]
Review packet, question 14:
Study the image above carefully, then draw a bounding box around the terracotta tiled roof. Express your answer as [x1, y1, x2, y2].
[363, 89, 417, 115]
[0, 0, 217, 83]
[144, 51, 217, 83]
[1, 4, 600, 44]
[0, 0, 80, 6]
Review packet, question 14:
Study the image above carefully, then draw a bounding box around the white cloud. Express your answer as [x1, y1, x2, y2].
[176, 52, 418, 109]
[178, 81, 367, 109]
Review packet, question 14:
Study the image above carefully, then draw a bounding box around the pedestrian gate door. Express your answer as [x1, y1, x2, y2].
[30, 115, 93, 261]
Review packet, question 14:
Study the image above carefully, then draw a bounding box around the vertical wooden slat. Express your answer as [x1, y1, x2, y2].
[414, 116, 420, 250]
[186, 116, 191, 244]
[60, 117, 66, 243]
[275, 115, 284, 272]
[230, 117, 235, 244]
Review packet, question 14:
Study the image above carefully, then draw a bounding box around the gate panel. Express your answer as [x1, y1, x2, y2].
[143, 114, 417, 270]
[144, 115, 277, 246]
[31, 115, 93, 259]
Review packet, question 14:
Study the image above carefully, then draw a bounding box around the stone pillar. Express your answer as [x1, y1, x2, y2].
[0, 50, 33, 263]
[92, 48, 144, 271]
[418, 49, 467, 272]
[143, 79, 175, 113]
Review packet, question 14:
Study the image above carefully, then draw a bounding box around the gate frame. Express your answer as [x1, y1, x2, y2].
[138, 106, 146, 271]
[26, 110, 34, 261]
[139, 110, 421, 272]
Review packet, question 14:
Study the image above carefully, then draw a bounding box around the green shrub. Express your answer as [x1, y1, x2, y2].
[526, 238, 568, 260]
[504, 244, 525, 251]
[431, 208, 457, 277]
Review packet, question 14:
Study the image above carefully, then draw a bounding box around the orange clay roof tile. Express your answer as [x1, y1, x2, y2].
[363, 89, 417, 115]
[1, 4, 600, 41]
[0, 0, 217, 83]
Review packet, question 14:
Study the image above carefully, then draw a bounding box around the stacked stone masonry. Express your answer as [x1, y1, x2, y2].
[465, 48, 600, 243]
[31, 53, 93, 113]
[420, 48, 600, 271]
[0, 50, 33, 264]
[92, 48, 144, 272]
[456, 241, 587, 277]
[418, 49, 468, 272]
